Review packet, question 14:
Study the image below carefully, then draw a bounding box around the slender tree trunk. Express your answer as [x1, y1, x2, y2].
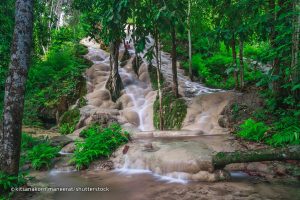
[0, 0, 34, 176]
[171, 26, 179, 98]
[154, 30, 164, 130]
[213, 146, 300, 170]
[269, 0, 282, 97]
[106, 40, 124, 102]
[239, 39, 245, 89]
[188, 0, 193, 81]
[231, 33, 239, 89]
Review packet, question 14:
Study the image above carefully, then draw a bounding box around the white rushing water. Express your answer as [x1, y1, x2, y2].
[114, 155, 189, 184]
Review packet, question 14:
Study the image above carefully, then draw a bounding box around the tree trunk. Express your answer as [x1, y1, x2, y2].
[171, 26, 179, 98]
[154, 31, 164, 131]
[239, 39, 245, 89]
[0, 0, 34, 176]
[106, 40, 124, 102]
[188, 0, 193, 81]
[269, 0, 282, 97]
[212, 146, 300, 170]
[231, 33, 239, 89]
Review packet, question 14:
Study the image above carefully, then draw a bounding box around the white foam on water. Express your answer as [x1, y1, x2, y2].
[58, 151, 73, 156]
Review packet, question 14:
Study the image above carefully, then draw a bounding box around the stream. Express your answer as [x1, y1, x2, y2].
[23, 37, 300, 200]
[29, 165, 300, 200]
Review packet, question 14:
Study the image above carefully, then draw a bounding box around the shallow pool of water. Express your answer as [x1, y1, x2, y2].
[26, 169, 300, 200]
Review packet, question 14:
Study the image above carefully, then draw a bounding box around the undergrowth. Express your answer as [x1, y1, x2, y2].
[59, 108, 81, 135]
[23, 27, 89, 127]
[21, 133, 59, 170]
[237, 112, 300, 146]
[71, 123, 129, 170]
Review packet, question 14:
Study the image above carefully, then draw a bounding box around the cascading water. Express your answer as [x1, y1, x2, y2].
[81, 35, 230, 183]
[119, 67, 155, 131]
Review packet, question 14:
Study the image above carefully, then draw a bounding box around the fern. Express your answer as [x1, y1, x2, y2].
[0, 171, 27, 193]
[237, 119, 269, 142]
[267, 116, 300, 146]
[27, 143, 59, 170]
[71, 123, 129, 170]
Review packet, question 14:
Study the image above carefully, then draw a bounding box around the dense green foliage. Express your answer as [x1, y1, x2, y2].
[237, 114, 300, 146]
[23, 27, 89, 127]
[1, 133, 58, 197]
[71, 123, 129, 170]
[27, 143, 59, 170]
[0, 171, 27, 196]
[153, 92, 187, 130]
[0, 0, 14, 114]
[237, 119, 269, 142]
[21, 133, 59, 170]
[184, 45, 265, 89]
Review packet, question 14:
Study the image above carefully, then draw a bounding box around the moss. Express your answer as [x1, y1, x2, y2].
[153, 92, 187, 130]
[148, 64, 164, 90]
[59, 108, 80, 135]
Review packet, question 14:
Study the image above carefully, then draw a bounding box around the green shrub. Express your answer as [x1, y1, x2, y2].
[189, 53, 234, 89]
[237, 119, 269, 142]
[153, 92, 187, 130]
[79, 123, 101, 138]
[244, 43, 270, 62]
[71, 123, 129, 170]
[59, 108, 80, 135]
[0, 171, 27, 193]
[266, 116, 300, 146]
[27, 143, 59, 170]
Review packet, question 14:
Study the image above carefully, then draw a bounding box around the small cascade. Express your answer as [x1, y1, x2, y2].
[114, 155, 189, 184]
[112, 138, 230, 183]
[119, 67, 154, 131]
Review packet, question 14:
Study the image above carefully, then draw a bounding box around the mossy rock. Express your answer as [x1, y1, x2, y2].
[148, 64, 164, 90]
[153, 92, 187, 130]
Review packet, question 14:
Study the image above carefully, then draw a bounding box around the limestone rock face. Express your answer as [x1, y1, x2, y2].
[112, 138, 231, 182]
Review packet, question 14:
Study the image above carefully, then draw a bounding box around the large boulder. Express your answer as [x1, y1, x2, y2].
[123, 111, 140, 126]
